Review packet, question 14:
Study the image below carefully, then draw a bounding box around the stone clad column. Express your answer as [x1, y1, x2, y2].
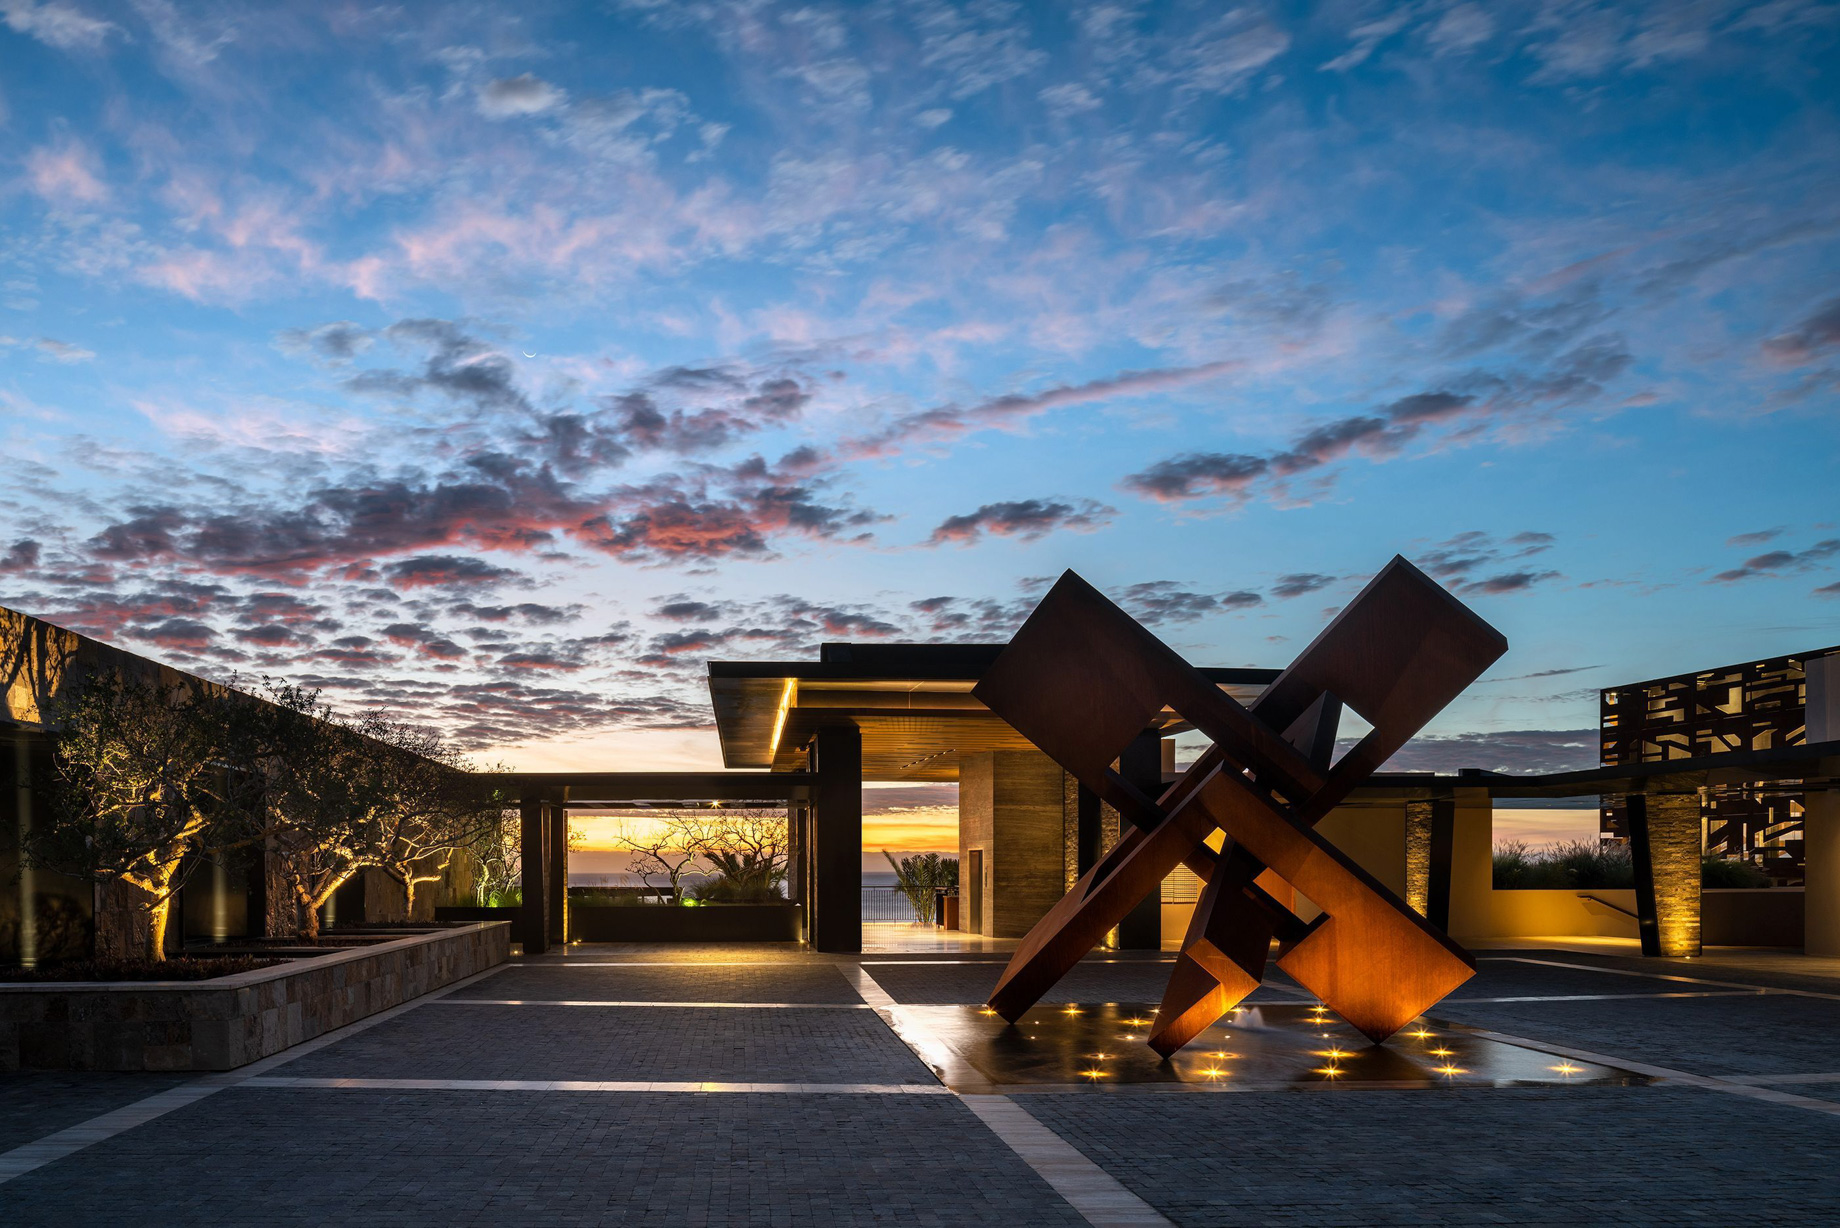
[1628, 792, 1702, 958]
[1404, 798, 1456, 929]
[1405, 800, 1432, 917]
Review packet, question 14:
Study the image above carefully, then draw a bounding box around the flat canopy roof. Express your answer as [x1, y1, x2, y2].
[1354, 739, 1840, 801]
[708, 641, 1279, 782]
[493, 771, 817, 805]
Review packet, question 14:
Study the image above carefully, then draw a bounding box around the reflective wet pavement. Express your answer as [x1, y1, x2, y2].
[880, 1000, 1645, 1092]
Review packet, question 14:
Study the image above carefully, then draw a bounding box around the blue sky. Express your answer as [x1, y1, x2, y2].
[1, 0, 1837, 781]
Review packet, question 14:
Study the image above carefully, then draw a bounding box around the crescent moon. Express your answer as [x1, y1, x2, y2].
[522, 350, 537, 358]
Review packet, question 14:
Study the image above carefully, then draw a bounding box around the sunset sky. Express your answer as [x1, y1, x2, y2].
[2, 2, 1836, 858]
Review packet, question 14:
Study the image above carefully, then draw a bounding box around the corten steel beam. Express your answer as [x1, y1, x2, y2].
[810, 725, 863, 953]
[976, 557, 1505, 1049]
[1150, 689, 1342, 1053]
[519, 789, 549, 955]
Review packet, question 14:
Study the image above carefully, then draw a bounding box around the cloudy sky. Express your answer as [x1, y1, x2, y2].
[3, 1, 1837, 828]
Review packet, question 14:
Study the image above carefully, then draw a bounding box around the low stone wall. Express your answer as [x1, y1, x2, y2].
[0, 921, 510, 1072]
[570, 903, 802, 942]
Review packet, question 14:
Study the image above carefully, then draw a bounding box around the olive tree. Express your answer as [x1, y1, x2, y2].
[356, 713, 505, 919]
[27, 670, 254, 961]
[255, 686, 387, 941]
[471, 809, 523, 906]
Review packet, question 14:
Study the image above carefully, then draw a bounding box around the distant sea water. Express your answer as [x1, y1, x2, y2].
[568, 870, 907, 888]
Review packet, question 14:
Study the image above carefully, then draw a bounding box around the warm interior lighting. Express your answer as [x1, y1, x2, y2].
[1200, 1067, 1226, 1079]
[1082, 1069, 1109, 1079]
[1314, 1066, 1342, 1077]
[1429, 1048, 1453, 1057]
[1061, 1006, 1083, 1015]
[1436, 1065, 1464, 1076]
[1409, 1029, 1434, 1040]
[1551, 1063, 1581, 1075]
[766, 677, 797, 757]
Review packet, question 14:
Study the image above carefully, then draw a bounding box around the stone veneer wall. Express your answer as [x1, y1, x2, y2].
[1646, 793, 1703, 958]
[1404, 800, 1433, 917]
[0, 921, 509, 1072]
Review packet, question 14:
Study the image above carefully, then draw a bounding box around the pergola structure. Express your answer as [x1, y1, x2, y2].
[499, 771, 814, 955]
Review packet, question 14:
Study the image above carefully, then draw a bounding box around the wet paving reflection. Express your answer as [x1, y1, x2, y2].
[881, 1001, 1646, 1092]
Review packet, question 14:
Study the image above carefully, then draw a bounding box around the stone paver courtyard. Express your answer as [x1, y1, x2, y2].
[5, 937, 1840, 1225]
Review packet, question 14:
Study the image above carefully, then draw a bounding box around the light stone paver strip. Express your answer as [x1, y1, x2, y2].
[7, 943, 1840, 1226]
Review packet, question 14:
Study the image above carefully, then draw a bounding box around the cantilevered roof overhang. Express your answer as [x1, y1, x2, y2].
[708, 642, 1280, 782]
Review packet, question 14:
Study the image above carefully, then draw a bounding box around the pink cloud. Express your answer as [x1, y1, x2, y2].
[26, 140, 108, 205]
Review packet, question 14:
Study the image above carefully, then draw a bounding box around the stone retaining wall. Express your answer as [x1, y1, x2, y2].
[0, 921, 510, 1072]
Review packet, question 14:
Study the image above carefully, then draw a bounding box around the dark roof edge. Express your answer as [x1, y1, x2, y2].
[1601, 643, 1840, 695]
[708, 658, 1282, 685]
[1353, 738, 1840, 798]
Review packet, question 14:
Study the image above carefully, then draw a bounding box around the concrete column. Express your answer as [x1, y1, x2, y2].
[1445, 789, 1494, 943]
[519, 789, 549, 954]
[960, 748, 1072, 939]
[548, 797, 568, 945]
[1805, 789, 1840, 957]
[1629, 792, 1702, 958]
[810, 725, 862, 953]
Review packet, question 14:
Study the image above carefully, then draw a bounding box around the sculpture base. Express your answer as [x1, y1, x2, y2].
[881, 1000, 1645, 1093]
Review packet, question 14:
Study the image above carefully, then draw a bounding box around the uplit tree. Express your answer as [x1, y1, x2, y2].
[255, 685, 386, 941]
[695, 807, 789, 902]
[472, 809, 523, 906]
[27, 669, 252, 961]
[616, 810, 719, 901]
[355, 714, 505, 920]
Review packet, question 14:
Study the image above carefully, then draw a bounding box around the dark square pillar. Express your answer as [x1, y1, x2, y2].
[548, 796, 568, 945]
[810, 725, 862, 953]
[1427, 797, 1455, 934]
[1076, 782, 1103, 876]
[519, 789, 549, 954]
[788, 803, 807, 902]
[1116, 731, 1163, 950]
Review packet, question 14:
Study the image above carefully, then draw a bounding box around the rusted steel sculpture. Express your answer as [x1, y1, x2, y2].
[975, 556, 1507, 1053]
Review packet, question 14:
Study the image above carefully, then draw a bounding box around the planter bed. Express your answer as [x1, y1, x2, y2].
[0, 921, 510, 1072]
[569, 902, 802, 943]
[0, 955, 284, 983]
